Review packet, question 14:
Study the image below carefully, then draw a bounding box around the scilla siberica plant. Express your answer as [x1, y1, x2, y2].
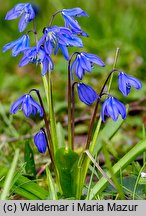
[3, 3, 142, 199]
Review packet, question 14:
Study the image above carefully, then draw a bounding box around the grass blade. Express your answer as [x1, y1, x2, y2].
[0, 149, 19, 200]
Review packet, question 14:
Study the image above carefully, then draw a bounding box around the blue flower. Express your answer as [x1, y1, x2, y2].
[34, 129, 47, 153]
[38, 26, 83, 60]
[3, 35, 29, 56]
[19, 46, 54, 75]
[71, 52, 105, 80]
[5, 3, 36, 32]
[118, 72, 142, 96]
[101, 97, 126, 122]
[38, 26, 72, 54]
[10, 94, 43, 118]
[77, 83, 98, 105]
[61, 8, 88, 36]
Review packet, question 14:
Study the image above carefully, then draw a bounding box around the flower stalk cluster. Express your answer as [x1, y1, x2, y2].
[3, 2, 142, 198]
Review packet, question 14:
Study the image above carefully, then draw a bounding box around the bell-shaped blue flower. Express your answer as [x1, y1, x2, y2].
[10, 94, 43, 117]
[38, 26, 72, 54]
[19, 46, 54, 75]
[118, 72, 142, 96]
[61, 8, 88, 36]
[77, 83, 98, 105]
[71, 52, 105, 80]
[5, 3, 36, 32]
[38, 26, 83, 60]
[34, 129, 47, 153]
[101, 96, 126, 122]
[3, 35, 30, 56]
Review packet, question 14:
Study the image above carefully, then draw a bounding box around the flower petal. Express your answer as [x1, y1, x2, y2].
[22, 95, 33, 117]
[113, 98, 126, 120]
[62, 14, 82, 31]
[62, 8, 88, 17]
[29, 96, 43, 117]
[118, 73, 127, 96]
[83, 52, 105, 67]
[18, 14, 28, 32]
[10, 95, 26, 114]
[126, 74, 142, 90]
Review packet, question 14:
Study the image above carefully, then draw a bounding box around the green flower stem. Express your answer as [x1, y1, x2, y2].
[42, 71, 61, 193]
[42, 74, 49, 108]
[48, 71, 58, 153]
[71, 82, 78, 150]
[87, 138, 146, 199]
[108, 47, 120, 93]
[85, 99, 100, 150]
[42, 70, 58, 154]
[67, 57, 73, 149]
[67, 52, 79, 150]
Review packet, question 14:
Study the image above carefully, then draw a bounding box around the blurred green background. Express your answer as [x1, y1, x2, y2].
[0, 0, 146, 145]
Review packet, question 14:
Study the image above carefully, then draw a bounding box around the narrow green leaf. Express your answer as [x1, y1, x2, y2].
[46, 166, 58, 200]
[42, 72, 58, 154]
[11, 187, 41, 200]
[0, 149, 19, 200]
[12, 175, 49, 200]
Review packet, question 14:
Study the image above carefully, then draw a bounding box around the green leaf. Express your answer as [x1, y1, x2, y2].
[24, 141, 36, 179]
[55, 147, 79, 198]
[46, 167, 58, 200]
